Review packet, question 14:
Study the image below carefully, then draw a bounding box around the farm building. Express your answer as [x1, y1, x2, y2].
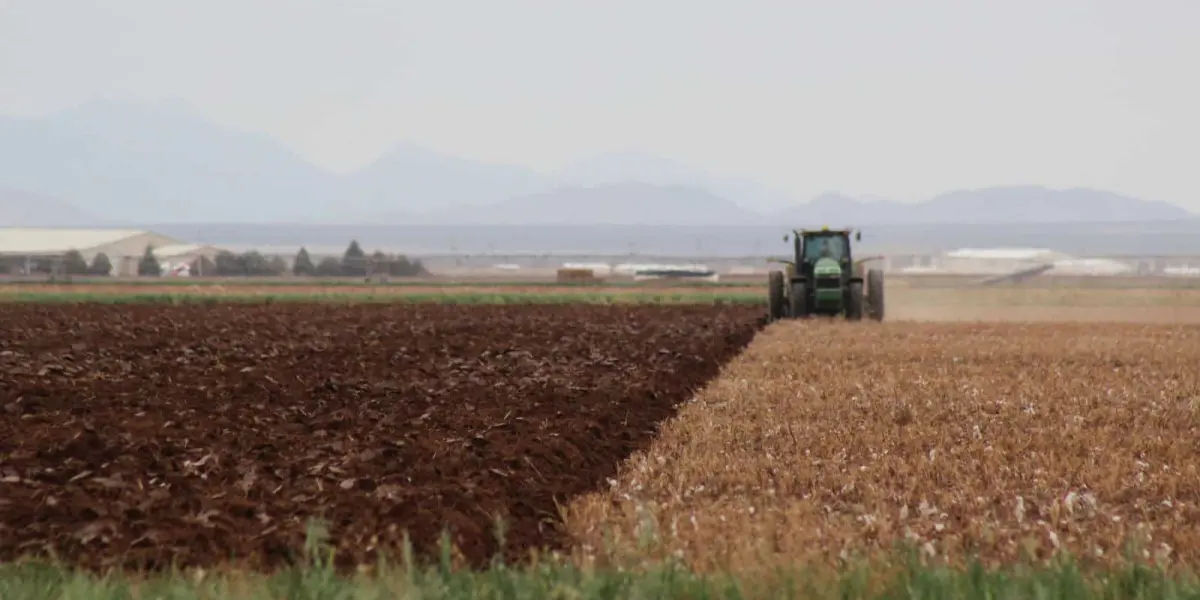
[152, 244, 223, 276]
[0, 228, 185, 276]
[1048, 257, 1136, 276]
[899, 247, 1136, 277]
[934, 248, 1069, 275]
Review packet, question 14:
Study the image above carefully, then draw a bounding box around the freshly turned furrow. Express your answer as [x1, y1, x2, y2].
[0, 303, 764, 571]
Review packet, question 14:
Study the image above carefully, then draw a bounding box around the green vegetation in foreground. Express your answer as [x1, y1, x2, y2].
[1, 524, 1196, 599]
[1, 556, 1196, 600]
[0, 290, 765, 305]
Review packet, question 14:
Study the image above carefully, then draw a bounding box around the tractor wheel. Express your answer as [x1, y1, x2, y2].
[846, 281, 865, 320]
[867, 268, 885, 321]
[789, 282, 807, 318]
[767, 270, 786, 321]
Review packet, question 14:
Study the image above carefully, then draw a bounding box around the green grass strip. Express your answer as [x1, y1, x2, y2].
[0, 291, 766, 305]
[0, 556, 1196, 600]
[0, 277, 758, 288]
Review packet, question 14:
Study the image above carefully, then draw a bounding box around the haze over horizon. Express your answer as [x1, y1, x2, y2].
[2, 0, 1197, 215]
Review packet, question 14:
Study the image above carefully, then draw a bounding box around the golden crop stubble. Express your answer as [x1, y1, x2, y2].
[563, 320, 1200, 574]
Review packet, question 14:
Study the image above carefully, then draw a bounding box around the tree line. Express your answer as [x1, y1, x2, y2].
[0, 252, 112, 276]
[1, 240, 427, 278]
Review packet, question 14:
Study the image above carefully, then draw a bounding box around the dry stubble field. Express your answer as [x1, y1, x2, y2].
[565, 313, 1200, 574]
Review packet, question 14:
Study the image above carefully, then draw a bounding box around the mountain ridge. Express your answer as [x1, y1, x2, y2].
[0, 101, 1193, 226]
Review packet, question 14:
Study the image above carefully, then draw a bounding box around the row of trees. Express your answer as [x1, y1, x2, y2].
[135, 240, 427, 278]
[0, 251, 112, 276]
[2, 240, 427, 278]
[289, 241, 426, 277]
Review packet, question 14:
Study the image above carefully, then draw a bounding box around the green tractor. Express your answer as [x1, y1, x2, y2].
[766, 226, 884, 322]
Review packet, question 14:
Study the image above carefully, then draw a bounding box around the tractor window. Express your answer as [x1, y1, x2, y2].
[803, 235, 847, 262]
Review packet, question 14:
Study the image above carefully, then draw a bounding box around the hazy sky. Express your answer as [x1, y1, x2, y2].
[1, 0, 1197, 208]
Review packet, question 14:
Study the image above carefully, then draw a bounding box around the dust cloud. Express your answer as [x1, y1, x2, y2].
[886, 287, 1200, 323]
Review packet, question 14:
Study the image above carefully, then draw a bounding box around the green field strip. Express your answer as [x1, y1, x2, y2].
[0, 291, 766, 305]
[0, 277, 759, 288]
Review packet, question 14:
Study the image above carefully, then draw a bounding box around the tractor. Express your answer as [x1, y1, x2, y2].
[766, 226, 884, 322]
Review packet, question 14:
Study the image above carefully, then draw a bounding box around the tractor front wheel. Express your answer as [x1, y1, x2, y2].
[867, 269, 885, 321]
[789, 282, 807, 318]
[768, 270, 786, 321]
[846, 281, 864, 320]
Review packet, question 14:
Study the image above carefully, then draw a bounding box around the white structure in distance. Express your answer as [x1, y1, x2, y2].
[903, 247, 1138, 277]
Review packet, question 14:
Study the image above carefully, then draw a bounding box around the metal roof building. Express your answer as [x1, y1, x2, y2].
[898, 246, 1140, 277]
[151, 243, 221, 260]
[0, 228, 183, 276]
[944, 248, 1064, 261]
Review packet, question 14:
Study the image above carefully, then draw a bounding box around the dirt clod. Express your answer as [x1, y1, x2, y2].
[0, 303, 762, 571]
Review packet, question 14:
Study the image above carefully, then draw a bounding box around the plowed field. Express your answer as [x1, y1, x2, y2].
[0, 304, 763, 571]
[566, 319, 1200, 573]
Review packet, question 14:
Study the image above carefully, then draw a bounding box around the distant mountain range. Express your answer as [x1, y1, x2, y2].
[771, 188, 1194, 225]
[0, 100, 1194, 227]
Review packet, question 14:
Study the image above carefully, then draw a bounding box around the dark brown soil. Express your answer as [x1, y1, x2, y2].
[0, 304, 763, 571]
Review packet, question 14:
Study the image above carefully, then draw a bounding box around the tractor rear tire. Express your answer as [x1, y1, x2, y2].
[867, 268, 885, 321]
[768, 270, 786, 321]
[789, 282, 807, 318]
[846, 281, 865, 320]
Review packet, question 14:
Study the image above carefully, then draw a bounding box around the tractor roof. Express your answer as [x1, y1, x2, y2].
[795, 226, 854, 236]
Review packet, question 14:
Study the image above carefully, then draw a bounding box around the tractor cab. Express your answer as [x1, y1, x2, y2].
[795, 228, 855, 279]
